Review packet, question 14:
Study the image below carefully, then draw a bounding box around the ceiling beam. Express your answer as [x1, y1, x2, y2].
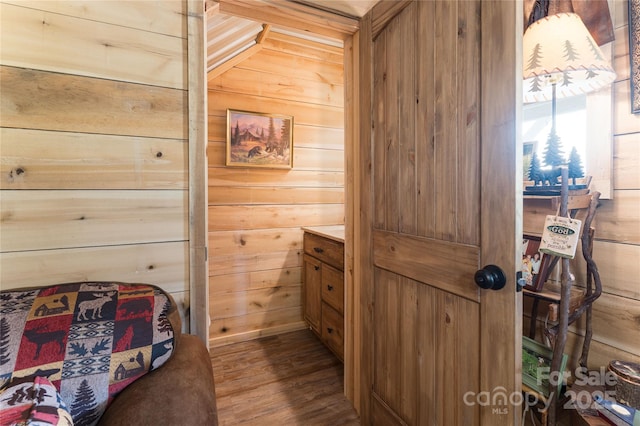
[218, 0, 359, 41]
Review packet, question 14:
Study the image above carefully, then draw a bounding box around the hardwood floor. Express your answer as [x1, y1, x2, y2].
[211, 329, 360, 426]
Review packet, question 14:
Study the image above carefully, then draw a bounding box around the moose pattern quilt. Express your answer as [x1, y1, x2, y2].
[0, 282, 175, 426]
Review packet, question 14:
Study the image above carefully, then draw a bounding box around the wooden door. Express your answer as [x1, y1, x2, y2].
[357, 1, 522, 425]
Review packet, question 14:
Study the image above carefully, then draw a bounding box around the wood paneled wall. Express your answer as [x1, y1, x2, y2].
[524, 0, 640, 371]
[0, 1, 193, 329]
[207, 31, 345, 347]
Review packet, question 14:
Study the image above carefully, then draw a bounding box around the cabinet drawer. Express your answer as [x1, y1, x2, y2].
[304, 232, 344, 270]
[321, 302, 344, 361]
[321, 263, 344, 314]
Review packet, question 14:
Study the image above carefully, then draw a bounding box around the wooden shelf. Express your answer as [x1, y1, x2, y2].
[523, 193, 593, 211]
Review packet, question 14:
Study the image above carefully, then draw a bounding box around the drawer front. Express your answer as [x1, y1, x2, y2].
[321, 263, 344, 314]
[321, 302, 344, 361]
[304, 232, 344, 270]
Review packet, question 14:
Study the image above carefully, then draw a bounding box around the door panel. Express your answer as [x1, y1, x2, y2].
[371, 268, 481, 424]
[373, 229, 480, 301]
[359, 0, 521, 424]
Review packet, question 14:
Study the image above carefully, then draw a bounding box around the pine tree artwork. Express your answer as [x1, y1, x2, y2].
[279, 119, 291, 156]
[528, 153, 544, 185]
[543, 129, 564, 169]
[70, 379, 101, 426]
[567, 146, 584, 185]
[157, 300, 172, 336]
[267, 117, 276, 147]
[232, 121, 240, 146]
[0, 317, 10, 365]
[527, 43, 542, 70]
[226, 110, 293, 168]
[563, 39, 579, 61]
[536, 125, 565, 187]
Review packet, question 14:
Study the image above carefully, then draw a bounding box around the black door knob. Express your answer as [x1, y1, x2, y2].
[474, 265, 507, 291]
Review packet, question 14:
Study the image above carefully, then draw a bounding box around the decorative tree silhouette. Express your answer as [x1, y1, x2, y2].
[157, 300, 172, 336]
[0, 318, 10, 365]
[542, 128, 565, 185]
[232, 121, 240, 146]
[567, 146, 585, 185]
[279, 119, 291, 156]
[70, 379, 101, 426]
[528, 153, 544, 186]
[266, 117, 277, 153]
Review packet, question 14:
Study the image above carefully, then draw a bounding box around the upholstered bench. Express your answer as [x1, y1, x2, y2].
[0, 282, 217, 426]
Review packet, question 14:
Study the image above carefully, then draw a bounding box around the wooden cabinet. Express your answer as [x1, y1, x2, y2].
[303, 227, 344, 361]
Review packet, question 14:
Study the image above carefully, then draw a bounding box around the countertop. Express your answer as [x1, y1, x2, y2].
[302, 225, 345, 243]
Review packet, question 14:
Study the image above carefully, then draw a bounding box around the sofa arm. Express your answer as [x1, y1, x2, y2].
[97, 335, 218, 426]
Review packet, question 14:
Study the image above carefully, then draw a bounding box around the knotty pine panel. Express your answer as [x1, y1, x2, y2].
[596, 191, 640, 244]
[208, 167, 344, 188]
[210, 307, 305, 346]
[2, 1, 186, 38]
[0, 3, 186, 89]
[591, 240, 640, 300]
[209, 228, 303, 256]
[0, 242, 188, 293]
[1, 190, 187, 251]
[1, 66, 187, 139]
[207, 91, 343, 128]
[560, 245, 640, 302]
[563, 330, 640, 371]
[291, 125, 345, 150]
[294, 147, 345, 171]
[210, 285, 301, 320]
[209, 186, 344, 205]
[209, 204, 344, 231]
[209, 249, 302, 276]
[262, 32, 343, 64]
[614, 133, 640, 189]
[237, 48, 344, 86]
[209, 67, 344, 107]
[212, 267, 302, 294]
[568, 292, 640, 356]
[1, 128, 187, 190]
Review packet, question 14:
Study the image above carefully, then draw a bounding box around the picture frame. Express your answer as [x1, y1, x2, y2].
[226, 109, 294, 169]
[630, 0, 640, 114]
[521, 234, 554, 292]
[522, 336, 567, 397]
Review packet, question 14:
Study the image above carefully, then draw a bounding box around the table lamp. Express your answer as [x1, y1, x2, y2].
[522, 12, 616, 188]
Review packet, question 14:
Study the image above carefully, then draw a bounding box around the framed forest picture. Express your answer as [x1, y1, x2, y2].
[226, 109, 294, 169]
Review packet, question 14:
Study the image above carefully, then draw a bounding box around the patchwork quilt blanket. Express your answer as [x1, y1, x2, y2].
[0, 282, 175, 426]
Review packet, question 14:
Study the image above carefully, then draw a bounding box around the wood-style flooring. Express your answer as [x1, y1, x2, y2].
[211, 329, 360, 426]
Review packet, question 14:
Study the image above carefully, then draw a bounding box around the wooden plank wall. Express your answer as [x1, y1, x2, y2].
[524, 0, 640, 372]
[207, 31, 345, 347]
[0, 1, 192, 329]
